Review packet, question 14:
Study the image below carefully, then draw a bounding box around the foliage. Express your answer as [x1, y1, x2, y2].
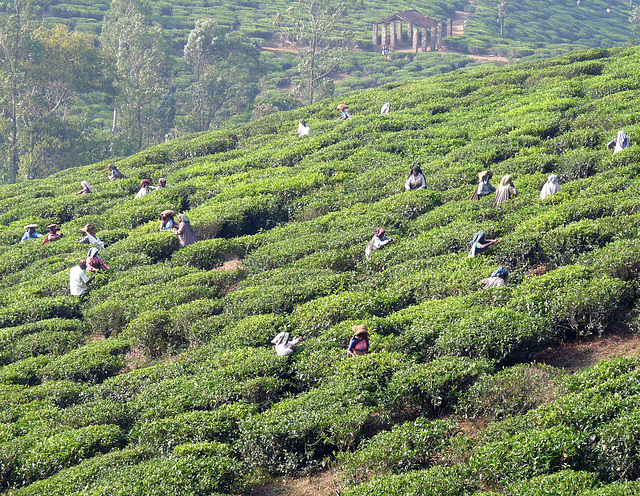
[2, 46, 640, 495]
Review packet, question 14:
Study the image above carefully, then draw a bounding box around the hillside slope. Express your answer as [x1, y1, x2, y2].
[46, 0, 635, 56]
[1, 47, 640, 494]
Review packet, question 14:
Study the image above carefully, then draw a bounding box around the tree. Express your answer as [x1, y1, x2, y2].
[498, 0, 508, 37]
[101, 0, 174, 152]
[630, 6, 640, 32]
[0, 2, 111, 182]
[0, 0, 38, 182]
[184, 19, 260, 132]
[273, 0, 350, 104]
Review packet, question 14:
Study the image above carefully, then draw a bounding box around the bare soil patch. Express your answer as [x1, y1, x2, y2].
[220, 255, 243, 271]
[533, 328, 640, 373]
[452, 10, 469, 36]
[248, 470, 342, 496]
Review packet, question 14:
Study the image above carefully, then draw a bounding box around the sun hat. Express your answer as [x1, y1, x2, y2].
[80, 224, 96, 233]
[352, 324, 368, 337]
[161, 210, 175, 218]
[47, 224, 59, 230]
[337, 104, 348, 110]
[24, 224, 37, 229]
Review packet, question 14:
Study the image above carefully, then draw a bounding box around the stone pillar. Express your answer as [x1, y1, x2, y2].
[372, 23, 378, 46]
[422, 26, 428, 52]
[408, 23, 413, 44]
[390, 22, 396, 49]
[430, 26, 437, 51]
[447, 18, 453, 37]
[381, 23, 388, 48]
[397, 22, 402, 43]
[412, 24, 419, 52]
[437, 22, 444, 47]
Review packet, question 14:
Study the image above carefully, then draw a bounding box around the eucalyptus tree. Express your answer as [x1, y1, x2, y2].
[273, 0, 350, 104]
[0, 1, 110, 181]
[498, 0, 507, 37]
[0, 0, 39, 182]
[101, 0, 174, 152]
[184, 19, 261, 131]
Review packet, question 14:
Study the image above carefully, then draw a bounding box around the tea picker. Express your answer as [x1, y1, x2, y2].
[347, 325, 369, 357]
[607, 130, 630, 154]
[539, 174, 560, 199]
[365, 227, 394, 259]
[271, 332, 303, 356]
[479, 267, 509, 288]
[405, 164, 426, 191]
[468, 231, 499, 257]
[20, 224, 43, 242]
[470, 170, 496, 200]
[493, 175, 517, 208]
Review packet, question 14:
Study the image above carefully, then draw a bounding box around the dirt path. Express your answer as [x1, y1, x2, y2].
[533, 328, 640, 373]
[248, 470, 341, 496]
[452, 10, 469, 36]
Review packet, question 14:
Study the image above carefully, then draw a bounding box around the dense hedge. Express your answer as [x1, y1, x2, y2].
[1, 47, 640, 494]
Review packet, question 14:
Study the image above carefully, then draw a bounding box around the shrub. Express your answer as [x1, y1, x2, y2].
[433, 309, 554, 364]
[342, 466, 475, 496]
[338, 418, 458, 485]
[124, 310, 181, 358]
[239, 381, 375, 474]
[41, 338, 131, 384]
[0, 297, 81, 328]
[508, 266, 628, 337]
[596, 408, 640, 481]
[3, 424, 125, 487]
[505, 469, 598, 496]
[129, 402, 255, 453]
[469, 426, 590, 487]
[383, 357, 494, 418]
[457, 364, 565, 420]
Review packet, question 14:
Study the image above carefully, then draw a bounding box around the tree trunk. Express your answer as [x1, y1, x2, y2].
[112, 108, 118, 134]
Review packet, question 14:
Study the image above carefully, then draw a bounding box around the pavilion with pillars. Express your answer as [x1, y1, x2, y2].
[372, 9, 452, 53]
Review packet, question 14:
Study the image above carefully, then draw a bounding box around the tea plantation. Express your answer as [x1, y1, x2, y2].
[44, 0, 635, 56]
[2, 46, 640, 494]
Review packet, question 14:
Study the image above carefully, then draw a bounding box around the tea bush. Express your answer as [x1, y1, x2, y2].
[383, 357, 494, 418]
[457, 363, 565, 420]
[505, 469, 599, 496]
[4, 45, 640, 494]
[338, 418, 458, 485]
[342, 466, 475, 496]
[469, 426, 590, 487]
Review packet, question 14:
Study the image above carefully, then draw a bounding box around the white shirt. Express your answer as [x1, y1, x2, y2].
[275, 338, 301, 356]
[81, 233, 105, 250]
[134, 187, 149, 199]
[365, 235, 392, 258]
[70, 265, 90, 295]
[297, 122, 311, 136]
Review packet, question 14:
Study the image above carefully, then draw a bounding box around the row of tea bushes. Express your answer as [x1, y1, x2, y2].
[2, 47, 640, 494]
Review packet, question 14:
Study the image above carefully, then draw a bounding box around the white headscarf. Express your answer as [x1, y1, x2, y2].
[380, 102, 391, 114]
[297, 120, 311, 136]
[614, 130, 630, 154]
[540, 174, 560, 199]
[87, 247, 100, 259]
[271, 332, 290, 346]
